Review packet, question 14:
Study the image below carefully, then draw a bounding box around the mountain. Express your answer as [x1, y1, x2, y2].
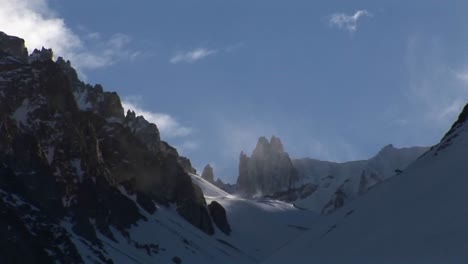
[201, 164, 215, 183]
[236, 134, 428, 214]
[291, 144, 429, 213]
[236, 136, 298, 197]
[200, 164, 236, 194]
[264, 105, 468, 264]
[0, 31, 241, 263]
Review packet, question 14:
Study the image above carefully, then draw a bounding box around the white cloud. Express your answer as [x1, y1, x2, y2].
[170, 48, 218, 64]
[329, 10, 372, 33]
[122, 101, 192, 138]
[0, 0, 138, 71]
[0, 0, 80, 55]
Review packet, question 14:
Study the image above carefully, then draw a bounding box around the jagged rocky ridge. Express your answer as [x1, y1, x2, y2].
[0, 32, 221, 263]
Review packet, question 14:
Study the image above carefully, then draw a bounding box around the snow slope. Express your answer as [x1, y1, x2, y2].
[190, 174, 318, 262]
[60, 188, 254, 264]
[1, 184, 238, 264]
[264, 108, 468, 264]
[292, 145, 428, 213]
[191, 173, 230, 198]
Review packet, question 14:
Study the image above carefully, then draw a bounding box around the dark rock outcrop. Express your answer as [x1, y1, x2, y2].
[322, 188, 347, 214]
[236, 136, 298, 197]
[208, 201, 231, 235]
[264, 183, 318, 202]
[0, 32, 28, 62]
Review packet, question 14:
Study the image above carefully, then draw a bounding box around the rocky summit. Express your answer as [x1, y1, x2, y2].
[201, 164, 215, 183]
[236, 136, 298, 197]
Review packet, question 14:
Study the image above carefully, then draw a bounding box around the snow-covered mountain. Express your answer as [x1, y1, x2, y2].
[291, 144, 429, 213]
[235, 134, 428, 214]
[264, 105, 468, 264]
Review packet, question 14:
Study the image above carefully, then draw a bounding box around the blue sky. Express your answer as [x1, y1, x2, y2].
[2, 0, 468, 183]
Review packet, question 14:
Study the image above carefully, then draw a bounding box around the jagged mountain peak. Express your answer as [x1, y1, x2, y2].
[270, 135, 284, 153]
[237, 135, 298, 197]
[252, 136, 270, 157]
[201, 164, 215, 183]
[252, 135, 285, 158]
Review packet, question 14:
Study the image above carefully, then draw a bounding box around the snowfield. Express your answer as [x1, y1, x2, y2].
[190, 174, 318, 262]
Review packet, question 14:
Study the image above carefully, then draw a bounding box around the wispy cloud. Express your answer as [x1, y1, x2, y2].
[170, 48, 218, 64]
[403, 36, 468, 131]
[329, 10, 372, 33]
[176, 140, 200, 154]
[0, 0, 139, 71]
[302, 138, 363, 163]
[71, 32, 139, 70]
[455, 71, 468, 84]
[215, 117, 280, 161]
[122, 100, 192, 139]
[224, 42, 246, 53]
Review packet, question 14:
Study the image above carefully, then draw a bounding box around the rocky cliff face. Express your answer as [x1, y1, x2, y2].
[0, 32, 28, 62]
[236, 136, 298, 197]
[201, 164, 215, 183]
[0, 32, 214, 263]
